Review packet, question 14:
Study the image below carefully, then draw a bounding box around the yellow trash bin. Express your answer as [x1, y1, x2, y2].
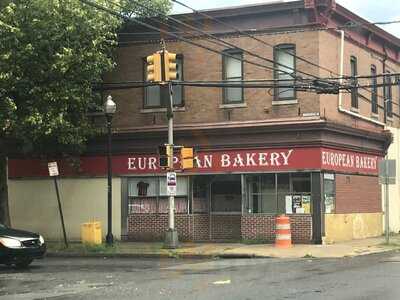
[81, 221, 102, 245]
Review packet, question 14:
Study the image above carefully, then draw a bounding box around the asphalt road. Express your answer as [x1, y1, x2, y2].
[1, 251, 400, 300]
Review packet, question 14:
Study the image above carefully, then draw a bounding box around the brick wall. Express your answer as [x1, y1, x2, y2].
[127, 213, 311, 242]
[127, 214, 210, 241]
[210, 215, 242, 241]
[290, 215, 313, 243]
[319, 31, 400, 130]
[107, 30, 398, 134]
[335, 174, 381, 214]
[241, 214, 312, 243]
[241, 214, 275, 241]
[192, 214, 210, 241]
[107, 32, 321, 129]
[127, 214, 193, 241]
[127, 214, 168, 241]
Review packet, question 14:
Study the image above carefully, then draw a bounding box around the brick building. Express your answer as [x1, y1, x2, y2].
[8, 0, 400, 243]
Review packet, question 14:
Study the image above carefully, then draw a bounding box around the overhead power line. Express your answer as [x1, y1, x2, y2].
[107, 0, 326, 81]
[124, 0, 324, 81]
[171, 0, 335, 76]
[341, 19, 400, 28]
[80, 0, 309, 80]
[331, 72, 400, 81]
[81, 0, 399, 119]
[171, 0, 400, 115]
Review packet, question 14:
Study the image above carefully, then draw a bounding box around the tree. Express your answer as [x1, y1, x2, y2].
[0, 0, 171, 225]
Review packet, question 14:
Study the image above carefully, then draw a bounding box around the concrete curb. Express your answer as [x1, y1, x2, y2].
[46, 252, 217, 260]
[46, 251, 274, 259]
[45, 243, 400, 260]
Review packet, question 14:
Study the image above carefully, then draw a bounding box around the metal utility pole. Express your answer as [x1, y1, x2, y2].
[147, 40, 179, 248]
[385, 159, 390, 244]
[379, 158, 396, 245]
[164, 82, 179, 249]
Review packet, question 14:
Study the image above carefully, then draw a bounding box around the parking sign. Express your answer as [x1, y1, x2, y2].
[166, 172, 177, 196]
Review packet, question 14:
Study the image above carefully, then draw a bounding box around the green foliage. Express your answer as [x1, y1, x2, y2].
[0, 0, 170, 154]
[121, 0, 172, 17]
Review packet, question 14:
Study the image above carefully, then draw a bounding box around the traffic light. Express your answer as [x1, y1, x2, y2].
[163, 51, 177, 81]
[146, 53, 161, 82]
[180, 147, 194, 169]
[158, 144, 173, 169]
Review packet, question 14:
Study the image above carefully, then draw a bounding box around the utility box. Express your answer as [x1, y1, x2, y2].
[81, 221, 102, 245]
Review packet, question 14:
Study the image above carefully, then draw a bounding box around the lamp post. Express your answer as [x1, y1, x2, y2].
[104, 95, 116, 246]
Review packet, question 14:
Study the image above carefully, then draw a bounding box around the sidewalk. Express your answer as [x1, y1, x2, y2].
[47, 234, 400, 259]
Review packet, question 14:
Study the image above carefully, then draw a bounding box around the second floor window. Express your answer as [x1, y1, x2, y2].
[385, 72, 393, 118]
[350, 56, 358, 108]
[222, 50, 243, 104]
[144, 55, 183, 109]
[274, 44, 296, 100]
[371, 65, 378, 114]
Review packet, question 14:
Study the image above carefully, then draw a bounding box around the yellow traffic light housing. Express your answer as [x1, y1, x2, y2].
[181, 147, 194, 169]
[163, 51, 177, 81]
[146, 53, 161, 82]
[158, 144, 173, 169]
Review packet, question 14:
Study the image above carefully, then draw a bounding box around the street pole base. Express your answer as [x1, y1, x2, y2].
[106, 233, 114, 246]
[164, 229, 179, 249]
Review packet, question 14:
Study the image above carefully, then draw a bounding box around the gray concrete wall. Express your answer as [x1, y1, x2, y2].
[7, 178, 122, 241]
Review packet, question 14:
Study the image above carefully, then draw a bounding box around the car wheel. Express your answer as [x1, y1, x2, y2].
[15, 259, 33, 269]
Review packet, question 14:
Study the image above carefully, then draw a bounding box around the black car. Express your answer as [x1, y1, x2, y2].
[0, 223, 46, 268]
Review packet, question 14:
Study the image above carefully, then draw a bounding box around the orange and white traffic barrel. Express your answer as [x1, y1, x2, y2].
[275, 215, 292, 248]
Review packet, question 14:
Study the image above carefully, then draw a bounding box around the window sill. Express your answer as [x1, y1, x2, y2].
[350, 107, 359, 113]
[272, 99, 298, 105]
[386, 116, 394, 123]
[371, 112, 379, 119]
[140, 107, 185, 114]
[219, 103, 247, 109]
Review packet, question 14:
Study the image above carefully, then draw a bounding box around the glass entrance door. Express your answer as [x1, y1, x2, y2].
[210, 175, 242, 240]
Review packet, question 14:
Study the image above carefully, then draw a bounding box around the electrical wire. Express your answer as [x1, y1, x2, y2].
[81, 0, 399, 119]
[124, 0, 327, 81]
[341, 19, 400, 28]
[80, 0, 309, 80]
[108, 0, 323, 81]
[171, 0, 336, 77]
[171, 0, 400, 115]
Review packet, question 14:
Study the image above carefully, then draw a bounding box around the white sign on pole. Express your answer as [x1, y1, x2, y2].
[166, 172, 177, 196]
[379, 159, 396, 185]
[285, 195, 292, 214]
[48, 162, 59, 177]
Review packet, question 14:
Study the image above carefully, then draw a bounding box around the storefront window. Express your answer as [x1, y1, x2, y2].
[292, 173, 311, 193]
[247, 174, 276, 213]
[211, 175, 241, 213]
[323, 173, 335, 213]
[245, 172, 313, 215]
[128, 176, 188, 214]
[289, 173, 311, 214]
[193, 176, 210, 213]
[277, 173, 290, 214]
[128, 177, 157, 197]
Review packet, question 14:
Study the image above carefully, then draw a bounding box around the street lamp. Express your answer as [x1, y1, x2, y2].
[104, 95, 116, 246]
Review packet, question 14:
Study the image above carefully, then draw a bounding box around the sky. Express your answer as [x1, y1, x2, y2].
[171, 0, 400, 38]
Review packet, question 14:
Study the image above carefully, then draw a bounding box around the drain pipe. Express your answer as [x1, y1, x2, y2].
[336, 29, 385, 126]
